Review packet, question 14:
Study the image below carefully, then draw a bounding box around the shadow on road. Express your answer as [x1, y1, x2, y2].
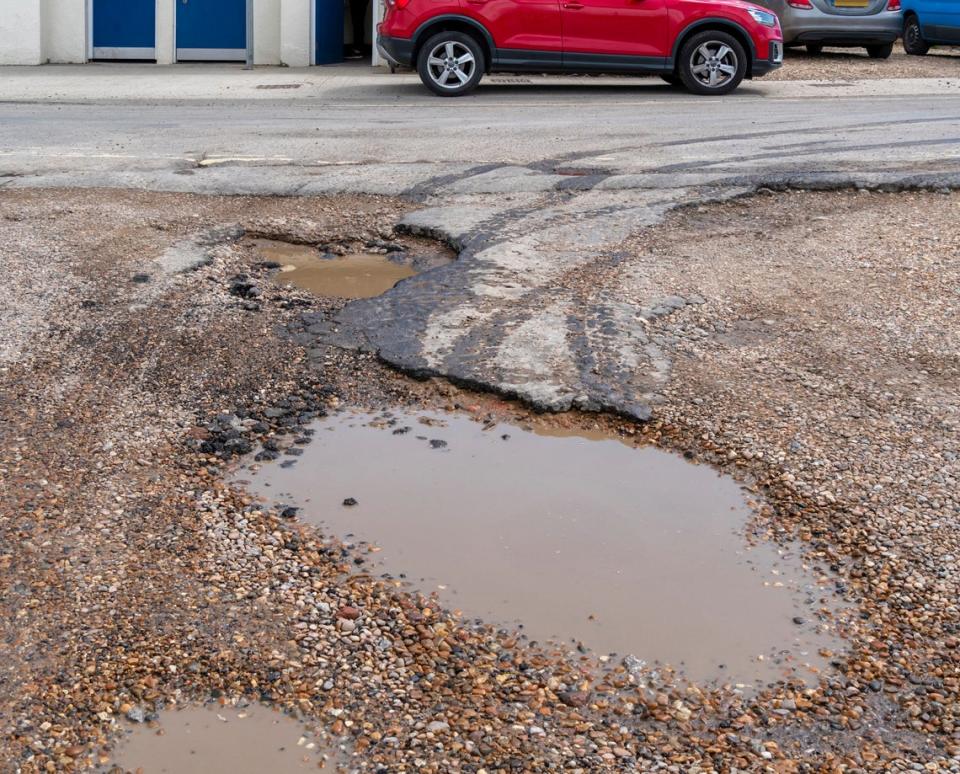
[322, 79, 768, 102]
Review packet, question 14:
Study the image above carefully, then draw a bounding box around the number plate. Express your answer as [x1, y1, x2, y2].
[834, 0, 869, 7]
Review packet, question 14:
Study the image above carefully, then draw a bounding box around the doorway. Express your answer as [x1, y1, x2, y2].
[315, 0, 376, 65]
[92, 0, 156, 60]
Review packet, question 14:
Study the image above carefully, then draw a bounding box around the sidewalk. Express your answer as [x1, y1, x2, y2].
[0, 62, 398, 102]
[0, 62, 958, 103]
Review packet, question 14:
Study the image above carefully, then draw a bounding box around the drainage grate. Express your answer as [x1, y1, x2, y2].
[255, 83, 302, 90]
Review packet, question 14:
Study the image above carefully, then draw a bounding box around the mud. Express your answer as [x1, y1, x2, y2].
[238, 410, 840, 687]
[108, 704, 344, 773]
[254, 239, 416, 299]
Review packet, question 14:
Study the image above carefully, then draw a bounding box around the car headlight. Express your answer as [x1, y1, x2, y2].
[747, 8, 778, 26]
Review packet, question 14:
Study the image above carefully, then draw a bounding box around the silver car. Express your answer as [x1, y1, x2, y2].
[756, 0, 902, 58]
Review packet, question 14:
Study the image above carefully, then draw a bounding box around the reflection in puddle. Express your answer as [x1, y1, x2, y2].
[255, 239, 416, 298]
[109, 704, 342, 773]
[239, 412, 839, 687]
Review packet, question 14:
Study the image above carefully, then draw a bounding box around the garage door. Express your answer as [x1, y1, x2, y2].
[176, 0, 246, 61]
[315, 0, 344, 65]
[92, 0, 156, 60]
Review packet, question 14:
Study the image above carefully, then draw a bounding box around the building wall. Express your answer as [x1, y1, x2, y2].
[257, 0, 283, 65]
[156, 0, 175, 64]
[42, 0, 87, 63]
[0, 0, 317, 65]
[281, 0, 311, 67]
[0, 1, 43, 65]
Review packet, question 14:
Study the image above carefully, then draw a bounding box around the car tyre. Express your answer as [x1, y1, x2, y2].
[660, 74, 683, 88]
[866, 43, 894, 59]
[417, 31, 485, 97]
[678, 30, 748, 96]
[806, 44, 824, 55]
[903, 16, 930, 56]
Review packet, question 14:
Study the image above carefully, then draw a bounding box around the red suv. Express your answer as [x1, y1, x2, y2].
[378, 0, 784, 96]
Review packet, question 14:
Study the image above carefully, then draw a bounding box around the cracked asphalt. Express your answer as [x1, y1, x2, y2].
[2, 67, 960, 415]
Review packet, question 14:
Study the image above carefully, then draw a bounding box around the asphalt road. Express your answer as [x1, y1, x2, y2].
[3, 65, 960, 414]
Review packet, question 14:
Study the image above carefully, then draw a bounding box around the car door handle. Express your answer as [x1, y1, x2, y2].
[466, 0, 486, 4]
[564, 2, 584, 8]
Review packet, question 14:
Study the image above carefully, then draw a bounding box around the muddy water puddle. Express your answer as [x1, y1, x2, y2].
[239, 412, 839, 687]
[254, 239, 416, 298]
[108, 704, 345, 773]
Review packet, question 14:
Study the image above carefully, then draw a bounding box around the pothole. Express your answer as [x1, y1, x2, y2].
[107, 703, 345, 773]
[253, 239, 416, 299]
[235, 410, 841, 688]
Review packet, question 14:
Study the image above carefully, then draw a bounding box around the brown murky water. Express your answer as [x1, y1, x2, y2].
[238, 412, 839, 687]
[255, 239, 415, 298]
[109, 704, 344, 773]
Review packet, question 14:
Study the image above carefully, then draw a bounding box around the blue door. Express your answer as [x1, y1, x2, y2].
[93, 0, 156, 59]
[926, 0, 960, 42]
[176, 0, 246, 60]
[316, 0, 345, 64]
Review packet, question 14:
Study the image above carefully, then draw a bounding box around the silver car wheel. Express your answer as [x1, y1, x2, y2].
[689, 42, 739, 89]
[425, 41, 477, 90]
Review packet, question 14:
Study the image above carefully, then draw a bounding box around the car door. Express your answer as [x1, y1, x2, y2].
[924, 0, 960, 42]
[462, 0, 564, 66]
[561, 0, 670, 64]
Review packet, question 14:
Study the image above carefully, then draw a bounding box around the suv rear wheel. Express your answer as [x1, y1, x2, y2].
[678, 30, 748, 96]
[903, 16, 930, 56]
[417, 32, 485, 97]
[866, 43, 893, 59]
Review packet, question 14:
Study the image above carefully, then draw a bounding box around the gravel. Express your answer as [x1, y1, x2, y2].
[1, 186, 959, 771]
[770, 43, 960, 81]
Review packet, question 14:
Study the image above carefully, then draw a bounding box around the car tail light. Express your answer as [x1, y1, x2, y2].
[787, 0, 813, 7]
[886, 0, 900, 8]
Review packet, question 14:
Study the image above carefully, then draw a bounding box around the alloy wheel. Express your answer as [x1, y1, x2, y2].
[425, 41, 477, 91]
[689, 41, 739, 89]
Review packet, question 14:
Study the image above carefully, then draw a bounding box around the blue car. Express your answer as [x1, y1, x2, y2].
[901, 0, 960, 54]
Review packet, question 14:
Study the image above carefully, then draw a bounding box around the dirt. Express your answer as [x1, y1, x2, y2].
[237, 409, 839, 688]
[1, 185, 958, 771]
[770, 42, 960, 80]
[253, 238, 446, 300]
[107, 703, 342, 773]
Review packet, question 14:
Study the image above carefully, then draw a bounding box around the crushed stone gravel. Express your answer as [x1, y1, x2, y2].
[1, 186, 959, 772]
[770, 43, 960, 80]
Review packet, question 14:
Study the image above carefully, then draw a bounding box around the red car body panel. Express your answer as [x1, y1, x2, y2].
[379, 0, 782, 77]
[562, 0, 671, 58]
[464, 0, 563, 52]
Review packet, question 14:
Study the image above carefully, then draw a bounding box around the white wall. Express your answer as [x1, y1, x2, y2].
[0, 0, 331, 66]
[256, 0, 282, 64]
[0, 0, 43, 65]
[156, 0, 174, 64]
[280, 0, 311, 67]
[42, 0, 87, 63]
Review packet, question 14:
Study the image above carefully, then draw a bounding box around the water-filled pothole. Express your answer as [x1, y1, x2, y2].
[254, 239, 416, 299]
[108, 704, 343, 773]
[237, 411, 840, 687]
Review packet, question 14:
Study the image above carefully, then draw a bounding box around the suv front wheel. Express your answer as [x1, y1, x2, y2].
[417, 32, 485, 97]
[678, 31, 748, 96]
